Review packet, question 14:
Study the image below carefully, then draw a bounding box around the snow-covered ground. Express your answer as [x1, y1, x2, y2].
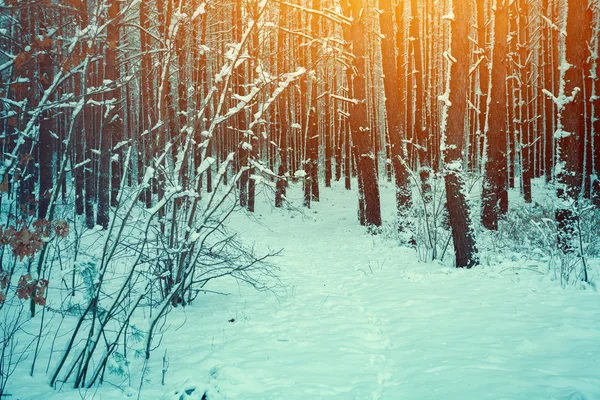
[7, 181, 600, 399]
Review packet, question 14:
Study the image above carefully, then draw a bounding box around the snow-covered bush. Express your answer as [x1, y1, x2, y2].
[41, 149, 280, 391]
[494, 198, 599, 287]
[381, 171, 456, 264]
[394, 171, 451, 263]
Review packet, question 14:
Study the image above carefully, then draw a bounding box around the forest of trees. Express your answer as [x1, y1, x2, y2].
[0, 0, 599, 394]
[1, 0, 599, 266]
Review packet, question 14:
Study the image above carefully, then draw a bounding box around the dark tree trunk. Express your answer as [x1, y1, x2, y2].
[583, 5, 593, 199]
[593, 8, 600, 206]
[234, 0, 248, 208]
[345, 117, 352, 190]
[109, 0, 122, 208]
[248, 167, 256, 212]
[324, 78, 333, 188]
[38, 33, 53, 219]
[542, 0, 554, 184]
[379, 0, 412, 230]
[482, 0, 509, 231]
[556, 0, 587, 252]
[97, 0, 122, 228]
[301, 0, 321, 205]
[517, 0, 532, 203]
[73, 32, 85, 216]
[476, 0, 489, 176]
[410, 0, 429, 197]
[140, 0, 153, 208]
[84, 65, 96, 228]
[275, 1, 288, 208]
[443, 0, 478, 268]
[176, 10, 189, 191]
[348, 0, 381, 228]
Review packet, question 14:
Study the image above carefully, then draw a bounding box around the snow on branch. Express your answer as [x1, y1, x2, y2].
[275, 1, 351, 26]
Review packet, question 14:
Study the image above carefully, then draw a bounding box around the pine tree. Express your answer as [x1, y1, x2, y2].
[443, 0, 478, 268]
[482, 0, 509, 231]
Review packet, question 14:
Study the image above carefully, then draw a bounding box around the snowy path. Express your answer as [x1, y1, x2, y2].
[12, 185, 600, 400]
[155, 188, 600, 400]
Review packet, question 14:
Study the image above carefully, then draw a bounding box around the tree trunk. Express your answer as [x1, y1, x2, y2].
[38, 32, 53, 219]
[275, 1, 288, 208]
[482, 0, 509, 231]
[517, 0, 532, 203]
[348, 0, 382, 228]
[592, 5, 600, 206]
[140, 0, 153, 208]
[410, 0, 430, 198]
[379, 0, 412, 230]
[443, 0, 478, 268]
[309, 0, 320, 201]
[97, 0, 122, 228]
[108, 0, 122, 208]
[476, 0, 489, 176]
[555, 0, 587, 252]
[542, 0, 554, 184]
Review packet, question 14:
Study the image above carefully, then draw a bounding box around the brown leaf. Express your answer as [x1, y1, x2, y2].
[0, 175, 8, 193]
[33, 219, 51, 237]
[16, 274, 34, 300]
[1, 227, 16, 245]
[10, 228, 43, 261]
[13, 52, 31, 72]
[54, 221, 69, 238]
[0, 274, 9, 290]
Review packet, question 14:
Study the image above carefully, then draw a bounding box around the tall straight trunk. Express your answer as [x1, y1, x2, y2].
[247, 0, 260, 213]
[176, 5, 189, 189]
[323, 9, 333, 189]
[379, 0, 412, 228]
[517, 0, 532, 203]
[583, 5, 593, 199]
[395, 2, 406, 137]
[124, 64, 133, 188]
[38, 33, 53, 219]
[551, 0, 560, 182]
[309, 0, 320, 201]
[14, 11, 36, 215]
[108, 0, 122, 209]
[592, 4, 600, 205]
[348, 0, 382, 228]
[234, 0, 249, 208]
[192, 2, 205, 171]
[275, 1, 288, 207]
[476, 0, 489, 174]
[198, 11, 211, 189]
[367, 37, 379, 179]
[140, 0, 153, 208]
[542, 0, 554, 183]
[410, 0, 429, 195]
[482, 0, 509, 231]
[74, 31, 85, 215]
[340, 0, 353, 191]
[155, 0, 170, 215]
[555, 0, 587, 252]
[506, 7, 517, 190]
[84, 55, 96, 227]
[165, 0, 176, 162]
[443, 0, 477, 268]
[324, 61, 333, 187]
[335, 93, 343, 181]
[97, 0, 121, 228]
[345, 116, 352, 190]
